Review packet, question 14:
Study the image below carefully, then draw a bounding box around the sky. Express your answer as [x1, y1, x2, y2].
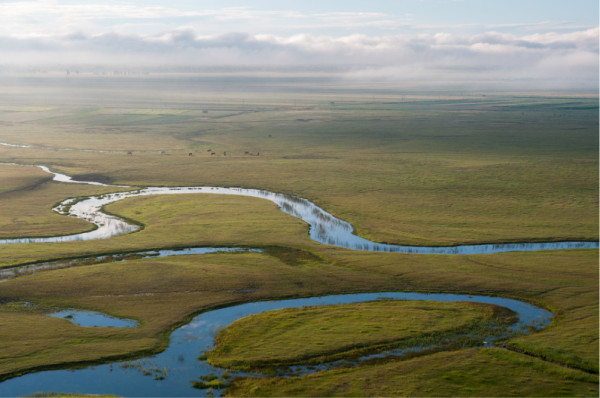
[0, 0, 598, 88]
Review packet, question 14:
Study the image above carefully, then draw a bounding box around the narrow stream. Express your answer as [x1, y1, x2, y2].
[0, 164, 597, 254]
[0, 291, 552, 397]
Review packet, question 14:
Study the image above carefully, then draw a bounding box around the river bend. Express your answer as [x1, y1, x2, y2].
[0, 291, 552, 397]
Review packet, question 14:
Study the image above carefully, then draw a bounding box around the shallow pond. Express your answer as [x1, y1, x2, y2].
[48, 309, 138, 328]
[0, 291, 552, 397]
[0, 164, 597, 254]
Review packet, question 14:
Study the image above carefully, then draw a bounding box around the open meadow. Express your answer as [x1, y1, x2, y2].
[0, 76, 597, 396]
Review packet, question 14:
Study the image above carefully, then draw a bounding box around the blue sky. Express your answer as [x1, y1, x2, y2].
[156, 0, 597, 34]
[2, 0, 596, 36]
[0, 0, 597, 89]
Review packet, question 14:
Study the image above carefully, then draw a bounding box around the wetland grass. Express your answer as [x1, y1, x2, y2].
[205, 300, 517, 370]
[225, 347, 598, 397]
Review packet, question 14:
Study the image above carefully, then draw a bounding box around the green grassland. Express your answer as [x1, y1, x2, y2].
[226, 348, 598, 397]
[0, 77, 597, 395]
[206, 300, 517, 370]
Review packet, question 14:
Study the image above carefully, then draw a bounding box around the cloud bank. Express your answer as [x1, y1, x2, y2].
[1, 27, 597, 88]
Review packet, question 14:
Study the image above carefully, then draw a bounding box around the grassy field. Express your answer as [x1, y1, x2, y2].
[0, 77, 597, 396]
[206, 300, 517, 370]
[226, 348, 598, 397]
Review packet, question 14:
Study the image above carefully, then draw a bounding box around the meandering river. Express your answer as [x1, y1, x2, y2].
[0, 164, 597, 254]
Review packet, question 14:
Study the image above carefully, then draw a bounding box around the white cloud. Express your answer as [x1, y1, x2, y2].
[0, 24, 597, 89]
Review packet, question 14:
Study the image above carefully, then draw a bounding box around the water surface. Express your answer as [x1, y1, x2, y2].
[48, 309, 138, 328]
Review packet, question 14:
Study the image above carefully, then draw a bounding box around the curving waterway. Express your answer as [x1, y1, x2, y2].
[0, 291, 552, 397]
[0, 164, 597, 254]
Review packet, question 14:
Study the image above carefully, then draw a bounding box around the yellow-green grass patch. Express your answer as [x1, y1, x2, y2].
[0, 163, 50, 195]
[225, 347, 598, 397]
[206, 300, 516, 370]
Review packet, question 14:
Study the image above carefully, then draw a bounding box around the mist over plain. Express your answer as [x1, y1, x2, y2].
[0, 27, 597, 92]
